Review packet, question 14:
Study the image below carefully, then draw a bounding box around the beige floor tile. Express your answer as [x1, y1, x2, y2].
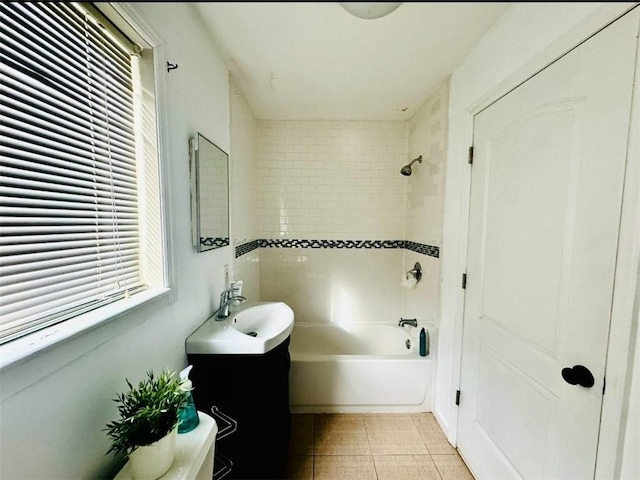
[374, 455, 443, 480]
[283, 455, 314, 480]
[315, 429, 371, 455]
[364, 412, 428, 454]
[413, 413, 457, 454]
[367, 429, 429, 455]
[364, 413, 417, 432]
[290, 414, 314, 456]
[432, 454, 475, 480]
[314, 455, 377, 480]
[315, 413, 365, 431]
[315, 413, 370, 455]
[284, 414, 470, 480]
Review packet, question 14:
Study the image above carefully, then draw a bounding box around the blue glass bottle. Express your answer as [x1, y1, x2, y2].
[178, 366, 200, 434]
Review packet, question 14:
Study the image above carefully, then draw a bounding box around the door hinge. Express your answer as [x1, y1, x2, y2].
[456, 390, 461, 406]
[462, 273, 467, 290]
[468, 146, 474, 164]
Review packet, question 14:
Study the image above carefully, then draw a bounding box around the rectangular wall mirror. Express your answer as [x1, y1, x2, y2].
[190, 132, 230, 252]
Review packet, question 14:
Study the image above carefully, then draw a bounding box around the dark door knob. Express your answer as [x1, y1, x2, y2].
[561, 365, 595, 388]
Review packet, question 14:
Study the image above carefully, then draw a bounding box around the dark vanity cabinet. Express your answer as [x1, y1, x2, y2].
[188, 337, 291, 480]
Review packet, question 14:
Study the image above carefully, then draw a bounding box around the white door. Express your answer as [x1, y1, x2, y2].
[457, 9, 639, 480]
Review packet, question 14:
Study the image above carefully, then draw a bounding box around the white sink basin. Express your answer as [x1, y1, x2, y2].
[186, 302, 294, 354]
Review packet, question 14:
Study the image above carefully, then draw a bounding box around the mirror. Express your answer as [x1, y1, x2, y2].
[190, 132, 230, 252]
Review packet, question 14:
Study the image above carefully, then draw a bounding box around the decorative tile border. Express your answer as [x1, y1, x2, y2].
[235, 239, 260, 258]
[201, 237, 230, 248]
[258, 239, 404, 249]
[404, 241, 440, 258]
[235, 238, 439, 259]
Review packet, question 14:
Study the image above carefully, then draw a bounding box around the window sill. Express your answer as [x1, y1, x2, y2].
[0, 287, 171, 372]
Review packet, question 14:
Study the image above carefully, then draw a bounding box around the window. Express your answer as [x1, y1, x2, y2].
[0, 2, 167, 346]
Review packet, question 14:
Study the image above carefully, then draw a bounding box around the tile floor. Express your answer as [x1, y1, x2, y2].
[284, 413, 474, 480]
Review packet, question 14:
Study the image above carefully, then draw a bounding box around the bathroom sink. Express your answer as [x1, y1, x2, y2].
[186, 302, 294, 355]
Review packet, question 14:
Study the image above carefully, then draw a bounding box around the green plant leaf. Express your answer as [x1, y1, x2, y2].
[104, 369, 186, 456]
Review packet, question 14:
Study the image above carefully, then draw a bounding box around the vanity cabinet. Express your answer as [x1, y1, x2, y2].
[187, 337, 291, 480]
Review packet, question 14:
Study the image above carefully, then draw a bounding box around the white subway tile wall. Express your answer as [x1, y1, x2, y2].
[255, 121, 409, 240]
[233, 249, 260, 302]
[407, 80, 449, 247]
[230, 81, 259, 247]
[230, 80, 261, 297]
[231, 85, 450, 327]
[402, 252, 441, 327]
[402, 81, 450, 328]
[260, 248, 404, 324]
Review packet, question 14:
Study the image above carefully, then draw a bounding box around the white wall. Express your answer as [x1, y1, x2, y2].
[437, 3, 640, 477]
[0, 3, 232, 478]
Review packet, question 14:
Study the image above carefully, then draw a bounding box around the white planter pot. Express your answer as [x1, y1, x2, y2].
[128, 428, 177, 480]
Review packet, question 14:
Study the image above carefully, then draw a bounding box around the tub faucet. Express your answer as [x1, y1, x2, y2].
[399, 318, 418, 328]
[215, 288, 246, 320]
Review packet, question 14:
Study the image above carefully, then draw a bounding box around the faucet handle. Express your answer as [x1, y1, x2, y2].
[220, 288, 233, 302]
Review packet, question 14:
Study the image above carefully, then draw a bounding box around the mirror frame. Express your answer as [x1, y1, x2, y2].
[190, 132, 230, 253]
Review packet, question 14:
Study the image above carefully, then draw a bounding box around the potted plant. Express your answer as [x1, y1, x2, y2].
[105, 369, 186, 480]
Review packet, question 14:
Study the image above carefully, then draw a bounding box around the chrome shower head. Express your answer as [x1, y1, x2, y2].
[400, 156, 422, 176]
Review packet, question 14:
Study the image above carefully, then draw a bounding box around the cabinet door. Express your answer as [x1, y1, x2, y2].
[188, 338, 291, 479]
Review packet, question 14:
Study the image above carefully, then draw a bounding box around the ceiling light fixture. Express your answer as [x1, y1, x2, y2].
[339, 2, 403, 20]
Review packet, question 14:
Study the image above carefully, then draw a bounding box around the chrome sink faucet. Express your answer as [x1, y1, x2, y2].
[399, 318, 418, 328]
[215, 288, 246, 321]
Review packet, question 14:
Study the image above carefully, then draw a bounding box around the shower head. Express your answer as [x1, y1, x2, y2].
[400, 156, 423, 176]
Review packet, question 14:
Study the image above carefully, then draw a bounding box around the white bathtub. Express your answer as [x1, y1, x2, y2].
[289, 323, 433, 413]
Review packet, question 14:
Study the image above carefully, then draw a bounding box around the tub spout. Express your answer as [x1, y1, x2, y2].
[399, 318, 418, 328]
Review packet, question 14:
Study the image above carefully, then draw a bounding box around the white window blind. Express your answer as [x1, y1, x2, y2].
[0, 2, 146, 344]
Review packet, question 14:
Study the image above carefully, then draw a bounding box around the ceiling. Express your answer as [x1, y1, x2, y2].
[193, 2, 511, 121]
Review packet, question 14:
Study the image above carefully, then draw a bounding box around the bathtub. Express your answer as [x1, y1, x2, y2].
[289, 323, 433, 413]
